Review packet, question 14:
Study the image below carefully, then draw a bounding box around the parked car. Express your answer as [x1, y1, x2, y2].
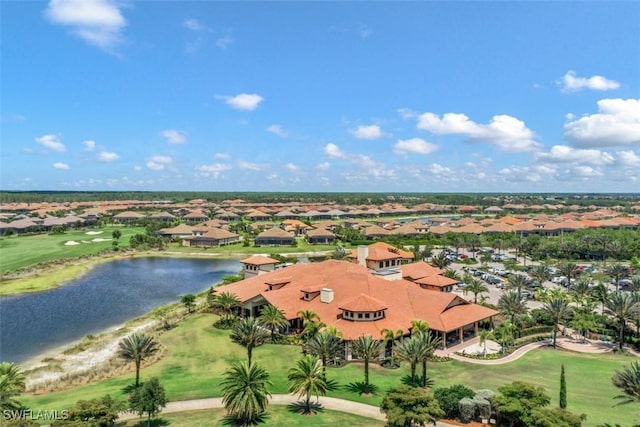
[520, 290, 535, 299]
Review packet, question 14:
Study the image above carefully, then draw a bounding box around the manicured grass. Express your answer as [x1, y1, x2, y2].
[0, 226, 145, 274]
[124, 406, 385, 426]
[22, 314, 640, 426]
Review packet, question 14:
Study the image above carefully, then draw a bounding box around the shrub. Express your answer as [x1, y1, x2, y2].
[458, 397, 476, 423]
[434, 384, 475, 419]
[472, 396, 492, 421]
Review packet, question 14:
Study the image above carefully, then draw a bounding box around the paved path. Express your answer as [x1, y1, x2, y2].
[438, 336, 616, 365]
[118, 393, 456, 426]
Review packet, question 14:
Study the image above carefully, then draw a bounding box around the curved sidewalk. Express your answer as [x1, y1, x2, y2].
[441, 336, 615, 365]
[118, 393, 455, 427]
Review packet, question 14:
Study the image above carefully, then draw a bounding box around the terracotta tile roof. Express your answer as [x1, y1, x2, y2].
[256, 226, 294, 239]
[415, 275, 459, 287]
[339, 294, 388, 312]
[401, 262, 443, 280]
[241, 255, 279, 265]
[220, 260, 498, 340]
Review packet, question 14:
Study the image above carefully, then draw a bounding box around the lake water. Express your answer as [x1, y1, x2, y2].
[0, 257, 241, 364]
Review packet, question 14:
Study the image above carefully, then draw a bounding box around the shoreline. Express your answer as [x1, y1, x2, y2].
[0, 250, 240, 297]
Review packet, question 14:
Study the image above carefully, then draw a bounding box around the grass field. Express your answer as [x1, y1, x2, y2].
[124, 406, 385, 426]
[0, 226, 145, 274]
[21, 314, 640, 426]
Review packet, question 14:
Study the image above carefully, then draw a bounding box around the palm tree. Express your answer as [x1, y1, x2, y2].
[493, 321, 514, 353]
[530, 264, 552, 288]
[569, 278, 592, 307]
[351, 335, 384, 393]
[213, 291, 241, 321]
[296, 309, 320, 336]
[221, 360, 272, 424]
[443, 268, 461, 280]
[591, 282, 610, 314]
[431, 252, 451, 269]
[606, 263, 630, 292]
[118, 333, 160, 387]
[557, 261, 581, 287]
[605, 292, 640, 350]
[304, 331, 343, 379]
[465, 278, 489, 304]
[543, 298, 572, 348]
[287, 354, 329, 414]
[498, 291, 528, 326]
[0, 362, 26, 411]
[612, 361, 640, 405]
[230, 317, 270, 366]
[396, 334, 422, 386]
[416, 331, 441, 388]
[478, 330, 491, 356]
[258, 304, 288, 342]
[380, 328, 404, 367]
[508, 274, 528, 294]
[411, 319, 430, 335]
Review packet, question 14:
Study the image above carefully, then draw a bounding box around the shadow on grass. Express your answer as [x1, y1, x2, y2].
[129, 418, 170, 426]
[344, 381, 379, 395]
[286, 401, 324, 415]
[326, 378, 341, 392]
[221, 412, 270, 426]
[400, 375, 435, 388]
[121, 383, 139, 394]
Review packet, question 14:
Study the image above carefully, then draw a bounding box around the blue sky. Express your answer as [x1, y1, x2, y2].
[2, 1, 639, 193]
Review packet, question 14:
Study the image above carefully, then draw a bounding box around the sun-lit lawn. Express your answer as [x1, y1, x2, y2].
[0, 226, 145, 274]
[21, 313, 640, 426]
[124, 406, 385, 427]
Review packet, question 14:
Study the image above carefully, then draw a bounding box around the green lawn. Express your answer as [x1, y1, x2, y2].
[21, 314, 640, 426]
[0, 226, 145, 274]
[124, 406, 385, 426]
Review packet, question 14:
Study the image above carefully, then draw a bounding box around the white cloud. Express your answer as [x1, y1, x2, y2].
[238, 160, 268, 171]
[570, 166, 603, 178]
[83, 140, 96, 151]
[44, 0, 126, 52]
[616, 150, 640, 167]
[35, 134, 66, 152]
[315, 162, 330, 170]
[214, 153, 231, 160]
[324, 143, 347, 159]
[183, 18, 207, 32]
[558, 70, 620, 92]
[357, 23, 373, 40]
[428, 163, 451, 175]
[351, 125, 383, 140]
[497, 165, 556, 183]
[216, 35, 234, 49]
[195, 163, 231, 178]
[535, 145, 614, 165]
[146, 155, 173, 171]
[218, 93, 264, 111]
[97, 151, 119, 162]
[564, 98, 640, 147]
[160, 129, 188, 144]
[394, 137, 438, 155]
[397, 108, 417, 120]
[53, 162, 69, 170]
[417, 112, 541, 152]
[285, 163, 300, 172]
[266, 124, 288, 137]
[133, 165, 142, 171]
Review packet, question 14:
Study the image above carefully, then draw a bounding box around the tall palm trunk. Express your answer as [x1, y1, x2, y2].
[421, 359, 428, 388]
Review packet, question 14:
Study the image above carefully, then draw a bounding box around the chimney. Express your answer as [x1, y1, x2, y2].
[320, 288, 334, 304]
[357, 245, 368, 267]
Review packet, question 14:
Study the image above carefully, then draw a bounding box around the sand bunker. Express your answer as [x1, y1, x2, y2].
[85, 231, 104, 235]
[91, 238, 111, 242]
[64, 241, 81, 246]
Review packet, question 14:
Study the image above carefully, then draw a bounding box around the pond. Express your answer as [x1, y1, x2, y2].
[0, 257, 241, 364]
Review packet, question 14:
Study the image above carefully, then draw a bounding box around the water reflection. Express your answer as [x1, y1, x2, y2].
[0, 257, 241, 364]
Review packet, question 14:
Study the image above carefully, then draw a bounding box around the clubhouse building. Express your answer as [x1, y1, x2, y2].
[223, 244, 498, 353]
